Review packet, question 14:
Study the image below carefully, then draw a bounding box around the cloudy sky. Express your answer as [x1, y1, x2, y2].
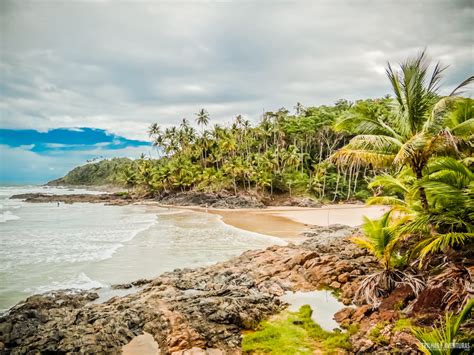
[1, 0, 472, 183]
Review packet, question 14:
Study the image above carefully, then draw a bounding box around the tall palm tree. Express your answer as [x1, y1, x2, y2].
[180, 118, 189, 130]
[195, 108, 210, 134]
[234, 114, 244, 127]
[148, 123, 161, 137]
[294, 102, 305, 116]
[332, 51, 473, 210]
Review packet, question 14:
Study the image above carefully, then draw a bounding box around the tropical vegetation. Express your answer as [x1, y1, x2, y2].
[412, 299, 473, 355]
[331, 51, 473, 310]
[50, 51, 473, 351]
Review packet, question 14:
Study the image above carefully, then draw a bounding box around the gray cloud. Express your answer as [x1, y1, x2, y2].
[1, 0, 472, 140]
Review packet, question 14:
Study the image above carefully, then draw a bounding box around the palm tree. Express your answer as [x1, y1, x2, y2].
[294, 102, 305, 116]
[180, 118, 189, 130]
[398, 157, 474, 264]
[195, 108, 210, 134]
[234, 114, 244, 127]
[119, 166, 137, 193]
[149, 123, 164, 153]
[412, 299, 473, 355]
[148, 123, 161, 137]
[332, 51, 473, 210]
[351, 211, 425, 307]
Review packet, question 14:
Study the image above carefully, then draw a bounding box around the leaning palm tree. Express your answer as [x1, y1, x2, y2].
[332, 51, 473, 210]
[352, 211, 425, 308]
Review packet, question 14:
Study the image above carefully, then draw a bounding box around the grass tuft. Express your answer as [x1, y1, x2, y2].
[242, 305, 354, 354]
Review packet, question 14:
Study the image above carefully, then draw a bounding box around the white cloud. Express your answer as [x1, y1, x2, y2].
[0, 0, 472, 141]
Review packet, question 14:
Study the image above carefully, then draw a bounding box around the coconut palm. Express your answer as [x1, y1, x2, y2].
[332, 51, 473, 210]
[294, 102, 305, 116]
[398, 157, 474, 264]
[351, 211, 425, 307]
[119, 166, 137, 193]
[195, 108, 210, 134]
[148, 123, 161, 137]
[180, 118, 189, 130]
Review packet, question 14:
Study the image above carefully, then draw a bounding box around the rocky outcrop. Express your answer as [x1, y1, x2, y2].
[156, 191, 265, 209]
[11, 191, 266, 209]
[334, 293, 419, 354]
[279, 197, 322, 208]
[1, 224, 371, 353]
[2, 223, 440, 354]
[10, 193, 132, 205]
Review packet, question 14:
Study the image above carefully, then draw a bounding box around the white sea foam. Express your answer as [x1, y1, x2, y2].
[0, 211, 20, 223]
[24, 272, 105, 294]
[0, 186, 282, 311]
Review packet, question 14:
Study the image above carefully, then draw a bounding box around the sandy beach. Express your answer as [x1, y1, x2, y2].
[168, 204, 388, 241]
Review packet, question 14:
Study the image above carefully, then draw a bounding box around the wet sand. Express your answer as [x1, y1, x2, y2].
[210, 209, 308, 240]
[169, 204, 388, 241]
[268, 204, 388, 227]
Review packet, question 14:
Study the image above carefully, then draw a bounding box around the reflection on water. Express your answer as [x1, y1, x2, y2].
[280, 290, 350, 331]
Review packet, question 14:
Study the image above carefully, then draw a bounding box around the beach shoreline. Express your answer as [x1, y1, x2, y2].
[9, 190, 387, 241]
[155, 203, 388, 241]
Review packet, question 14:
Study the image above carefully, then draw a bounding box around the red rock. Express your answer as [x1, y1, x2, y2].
[289, 252, 318, 268]
[350, 269, 362, 276]
[334, 307, 355, 323]
[352, 305, 371, 322]
[411, 285, 446, 314]
[379, 284, 415, 311]
[337, 273, 350, 283]
[392, 331, 418, 349]
[381, 310, 399, 322]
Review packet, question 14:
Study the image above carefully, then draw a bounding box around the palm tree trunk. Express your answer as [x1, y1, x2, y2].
[416, 170, 429, 210]
[346, 165, 353, 200]
[333, 167, 341, 202]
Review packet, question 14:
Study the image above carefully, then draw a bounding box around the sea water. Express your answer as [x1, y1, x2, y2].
[0, 186, 285, 312]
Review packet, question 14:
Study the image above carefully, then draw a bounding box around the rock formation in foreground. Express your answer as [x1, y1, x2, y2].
[1, 225, 464, 354]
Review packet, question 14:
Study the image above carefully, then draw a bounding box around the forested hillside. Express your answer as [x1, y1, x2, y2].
[47, 158, 134, 186]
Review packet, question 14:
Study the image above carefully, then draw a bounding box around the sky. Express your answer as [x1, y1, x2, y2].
[0, 0, 472, 184]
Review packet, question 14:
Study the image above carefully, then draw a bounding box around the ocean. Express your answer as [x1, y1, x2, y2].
[0, 186, 285, 312]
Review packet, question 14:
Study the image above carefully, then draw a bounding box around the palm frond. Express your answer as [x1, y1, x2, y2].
[451, 118, 474, 137]
[394, 133, 428, 166]
[369, 173, 410, 194]
[417, 232, 474, 264]
[425, 157, 473, 180]
[452, 297, 473, 334]
[367, 196, 407, 208]
[449, 75, 474, 96]
[412, 298, 474, 354]
[331, 148, 396, 168]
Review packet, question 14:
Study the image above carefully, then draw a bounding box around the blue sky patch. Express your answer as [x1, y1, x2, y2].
[0, 128, 154, 184]
[0, 127, 150, 154]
